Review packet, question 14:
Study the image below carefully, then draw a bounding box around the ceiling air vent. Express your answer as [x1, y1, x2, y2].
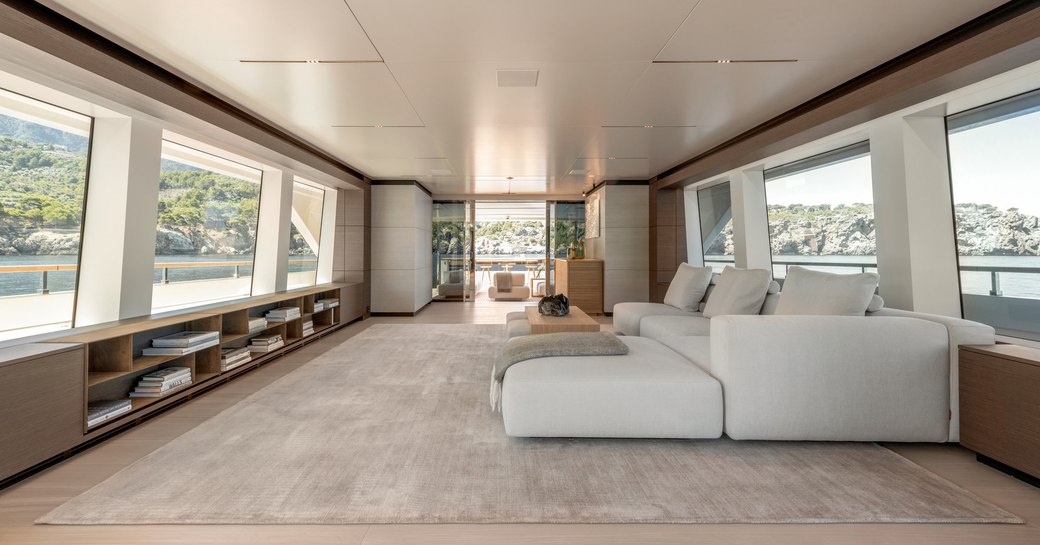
[497, 69, 539, 87]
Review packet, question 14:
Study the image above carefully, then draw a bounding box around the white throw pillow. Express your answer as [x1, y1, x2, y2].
[702, 266, 773, 318]
[663, 263, 714, 312]
[774, 266, 880, 316]
[867, 293, 885, 313]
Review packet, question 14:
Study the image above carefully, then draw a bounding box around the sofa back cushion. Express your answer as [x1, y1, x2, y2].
[775, 266, 879, 316]
[702, 266, 772, 318]
[663, 263, 714, 312]
[448, 270, 464, 283]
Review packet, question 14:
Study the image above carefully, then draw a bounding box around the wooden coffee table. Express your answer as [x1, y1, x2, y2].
[524, 306, 600, 334]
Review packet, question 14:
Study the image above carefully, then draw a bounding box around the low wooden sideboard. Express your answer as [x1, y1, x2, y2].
[959, 343, 1040, 484]
[0, 282, 363, 486]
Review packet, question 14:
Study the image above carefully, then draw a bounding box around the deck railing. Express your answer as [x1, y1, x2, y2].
[705, 258, 1040, 298]
[0, 259, 317, 295]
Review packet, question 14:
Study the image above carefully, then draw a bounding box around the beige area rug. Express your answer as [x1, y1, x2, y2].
[40, 324, 1021, 525]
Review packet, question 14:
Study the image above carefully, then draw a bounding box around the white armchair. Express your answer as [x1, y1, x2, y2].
[488, 272, 531, 301]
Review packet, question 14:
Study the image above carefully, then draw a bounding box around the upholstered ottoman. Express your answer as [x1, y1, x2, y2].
[501, 336, 723, 438]
[505, 311, 531, 338]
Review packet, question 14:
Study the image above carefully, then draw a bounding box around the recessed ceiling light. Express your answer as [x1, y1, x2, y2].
[608, 156, 616, 160]
[717, 59, 731, 64]
[373, 124, 384, 128]
[644, 124, 654, 128]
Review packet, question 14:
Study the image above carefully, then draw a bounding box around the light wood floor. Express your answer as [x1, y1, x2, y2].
[1, 301, 1038, 545]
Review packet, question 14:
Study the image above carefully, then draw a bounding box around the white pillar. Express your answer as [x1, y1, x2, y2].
[371, 183, 431, 313]
[730, 169, 771, 271]
[870, 114, 961, 316]
[252, 168, 293, 294]
[684, 187, 704, 266]
[75, 115, 161, 325]
[315, 187, 338, 284]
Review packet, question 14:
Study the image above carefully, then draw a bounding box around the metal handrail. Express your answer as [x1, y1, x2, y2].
[0, 259, 318, 294]
[704, 257, 1040, 297]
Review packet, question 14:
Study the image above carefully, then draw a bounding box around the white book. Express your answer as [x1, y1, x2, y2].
[150, 330, 219, 347]
[87, 404, 132, 427]
[313, 302, 326, 312]
[316, 298, 339, 308]
[129, 380, 192, 398]
[135, 376, 192, 392]
[142, 338, 219, 356]
[138, 367, 191, 382]
[248, 340, 285, 353]
[222, 356, 252, 372]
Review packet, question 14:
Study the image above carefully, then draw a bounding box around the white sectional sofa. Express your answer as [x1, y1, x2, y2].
[500, 264, 996, 442]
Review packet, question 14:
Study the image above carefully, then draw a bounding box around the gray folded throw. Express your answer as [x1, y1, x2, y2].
[490, 331, 629, 411]
[495, 271, 512, 292]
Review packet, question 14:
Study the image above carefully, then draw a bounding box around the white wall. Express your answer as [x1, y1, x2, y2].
[370, 184, 432, 314]
[594, 184, 649, 313]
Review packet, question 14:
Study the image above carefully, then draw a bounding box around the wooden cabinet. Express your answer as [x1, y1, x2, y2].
[554, 258, 603, 314]
[0, 283, 362, 487]
[0, 343, 84, 482]
[960, 344, 1040, 481]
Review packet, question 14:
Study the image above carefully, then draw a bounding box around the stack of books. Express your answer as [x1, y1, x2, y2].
[316, 298, 339, 309]
[302, 320, 315, 337]
[265, 307, 301, 323]
[313, 301, 326, 312]
[87, 399, 132, 427]
[220, 347, 251, 371]
[249, 334, 284, 353]
[130, 367, 192, 398]
[142, 331, 220, 356]
[247, 317, 268, 334]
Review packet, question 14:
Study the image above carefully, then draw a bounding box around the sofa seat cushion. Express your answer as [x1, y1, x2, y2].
[654, 334, 712, 373]
[612, 302, 700, 336]
[640, 315, 711, 340]
[501, 336, 723, 439]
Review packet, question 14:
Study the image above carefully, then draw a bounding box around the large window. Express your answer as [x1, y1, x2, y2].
[948, 89, 1040, 340]
[151, 140, 262, 311]
[697, 182, 733, 272]
[764, 142, 876, 279]
[286, 179, 325, 289]
[0, 88, 91, 340]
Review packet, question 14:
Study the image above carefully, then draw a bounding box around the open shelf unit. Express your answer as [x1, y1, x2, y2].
[49, 283, 356, 435]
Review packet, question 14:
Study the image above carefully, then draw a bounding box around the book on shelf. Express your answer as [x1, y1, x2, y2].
[150, 330, 220, 348]
[87, 399, 132, 427]
[302, 320, 315, 337]
[247, 341, 284, 353]
[137, 366, 191, 383]
[247, 317, 268, 334]
[221, 356, 252, 372]
[141, 338, 219, 356]
[134, 375, 192, 392]
[221, 347, 250, 359]
[129, 380, 193, 398]
[220, 347, 252, 371]
[265, 307, 301, 322]
[316, 298, 339, 308]
[313, 302, 326, 312]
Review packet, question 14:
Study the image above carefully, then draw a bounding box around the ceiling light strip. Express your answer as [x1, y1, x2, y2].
[238, 60, 384, 64]
[651, 59, 798, 64]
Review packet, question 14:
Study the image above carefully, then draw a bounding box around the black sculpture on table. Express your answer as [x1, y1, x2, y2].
[537, 293, 569, 316]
